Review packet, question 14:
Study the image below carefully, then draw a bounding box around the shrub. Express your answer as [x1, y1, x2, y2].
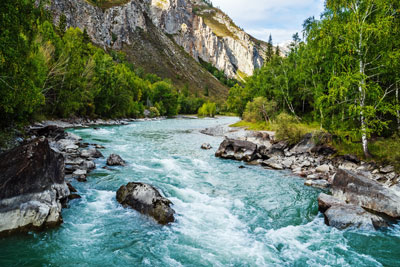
[149, 107, 160, 118]
[243, 97, 278, 123]
[198, 102, 217, 117]
[275, 113, 307, 145]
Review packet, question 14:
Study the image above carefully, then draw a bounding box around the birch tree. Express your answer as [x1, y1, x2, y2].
[324, 0, 397, 157]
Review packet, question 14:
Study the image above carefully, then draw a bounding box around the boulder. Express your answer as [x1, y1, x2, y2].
[311, 145, 337, 156]
[339, 161, 358, 171]
[28, 125, 66, 140]
[215, 139, 257, 162]
[73, 169, 87, 176]
[318, 193, 389, 230]
[81, 160, 96, 171]
[304, 179, 330, 189]
[107, 154, 126, 166]
[262, 158, 283, 170]
[201, 143, 212, 150]
[342, 154, 361, 164]
[316, 164, 330, 173]
[0, 138, 69, 236]
[80, 148, 104, 159]
[324, 204, 388, 230]
[380, 165, 395, 174]
[332, 169, 400, 219]
[290, 133, 316, 154]
[116, 183, 175, 225]
[257, 141, 286, 159]
[318, 193, 345, 213]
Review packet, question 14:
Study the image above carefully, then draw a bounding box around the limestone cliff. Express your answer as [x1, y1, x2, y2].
[49, 0, 266, 95]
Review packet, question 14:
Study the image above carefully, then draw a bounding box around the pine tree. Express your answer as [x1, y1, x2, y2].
[265, 34, 274, 62]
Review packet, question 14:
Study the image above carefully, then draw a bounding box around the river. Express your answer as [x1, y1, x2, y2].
[1, 117, 399, 266]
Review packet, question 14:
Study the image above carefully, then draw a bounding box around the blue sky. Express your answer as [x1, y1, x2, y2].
[211, 0, 325, 44]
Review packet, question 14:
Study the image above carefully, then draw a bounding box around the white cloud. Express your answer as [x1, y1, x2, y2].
[246, 28, 299, 45]
[211, 0, 325, 43]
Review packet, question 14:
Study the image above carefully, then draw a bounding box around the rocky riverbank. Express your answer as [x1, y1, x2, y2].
[0, 137, 70, 236]
[204, 124, 400, 230]
[0, 119, 176, 236]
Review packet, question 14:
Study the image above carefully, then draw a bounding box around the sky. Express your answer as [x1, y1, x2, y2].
[210, 0, 325, 45]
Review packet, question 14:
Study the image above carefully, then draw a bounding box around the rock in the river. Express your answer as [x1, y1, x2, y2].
[116, 183, 175, 225]
[201, 143, 212, 150]
[318, 193, 345, 213]
[215, 139, 257, 162]
[107, 154, 126, 166]
[304, 179, 330, 189]
[80, 148, 104, 159]
[324, 204, 388, 230]
[332, 169, 400, 219]
[262, 158, 283, 170]
[81, 160, 96, 171]
[318, 193, 389, 230]
[73, 169, 87, 176]
[0, 138, 69, 236]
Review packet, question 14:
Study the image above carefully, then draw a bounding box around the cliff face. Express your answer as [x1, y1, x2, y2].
[149, 0, 266, 79]
[49, 0, 266, 95]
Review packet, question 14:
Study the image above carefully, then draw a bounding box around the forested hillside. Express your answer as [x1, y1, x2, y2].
[229, 0, 400, 163]
[0, 0, 210, 128]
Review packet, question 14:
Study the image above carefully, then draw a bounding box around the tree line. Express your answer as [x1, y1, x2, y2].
[0, 0, 209, 129]
[228, 0, 400, 157]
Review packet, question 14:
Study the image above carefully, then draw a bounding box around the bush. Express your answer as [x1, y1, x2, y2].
[198, 102, 217, 117]
[149, 107, 160, 118]
[243, 97, 278, 123]
[275, 113, 307, 145]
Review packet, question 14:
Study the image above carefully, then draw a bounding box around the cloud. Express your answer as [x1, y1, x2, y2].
[211, 0, 325, 43]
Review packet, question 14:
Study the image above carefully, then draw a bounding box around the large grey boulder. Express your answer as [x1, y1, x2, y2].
[107, 154, 126, 166]
[215, 139, 257, 162]
[116, 183, 175, 225]
[0, 138, 69, 236]
[324, 204, 388, 230]
[290, 133, 316, 154]
[332, 169, 400, 219]
[318, 193, 389, 230]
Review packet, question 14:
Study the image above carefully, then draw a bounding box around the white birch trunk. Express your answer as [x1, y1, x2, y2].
[358, 31, 370, 157]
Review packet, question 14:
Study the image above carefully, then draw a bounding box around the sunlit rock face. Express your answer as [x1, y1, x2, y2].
[49, 0, 266, 79]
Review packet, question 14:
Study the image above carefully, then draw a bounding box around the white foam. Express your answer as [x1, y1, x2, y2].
[264, 218, 382, 266]
[86, 190, 115, 214]
[168, 187, 280, 265]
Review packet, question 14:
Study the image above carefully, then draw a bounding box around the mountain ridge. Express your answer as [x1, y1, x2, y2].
[48, 0, 266, 97]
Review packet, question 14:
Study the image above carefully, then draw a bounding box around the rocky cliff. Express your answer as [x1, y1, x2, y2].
[0, 138, 69, 236]
[48, 0, 266, 96]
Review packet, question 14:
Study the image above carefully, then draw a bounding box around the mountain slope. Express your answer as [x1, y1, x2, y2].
[49, 0, 266, 97]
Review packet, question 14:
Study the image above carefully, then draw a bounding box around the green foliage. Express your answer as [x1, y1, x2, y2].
[0, 0, 45, 128]
[178, 95, 205, 114]
[149, 107, 160, 118]
[152, 81, 179, 116]
[243, 97, 278, 123]
[275, 113, 308, 145]
[199, 58, 238, 88]
[0, 0, 206, 128]
[198, 102, 217, 117]
[228, 0, 400, 156]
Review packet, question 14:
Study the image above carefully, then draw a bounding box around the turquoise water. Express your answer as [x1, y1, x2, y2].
[1, 117, 400, 266]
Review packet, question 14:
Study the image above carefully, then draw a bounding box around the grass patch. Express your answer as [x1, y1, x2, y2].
[230, 120, 321, 134]
[334, 135, 400, 171]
